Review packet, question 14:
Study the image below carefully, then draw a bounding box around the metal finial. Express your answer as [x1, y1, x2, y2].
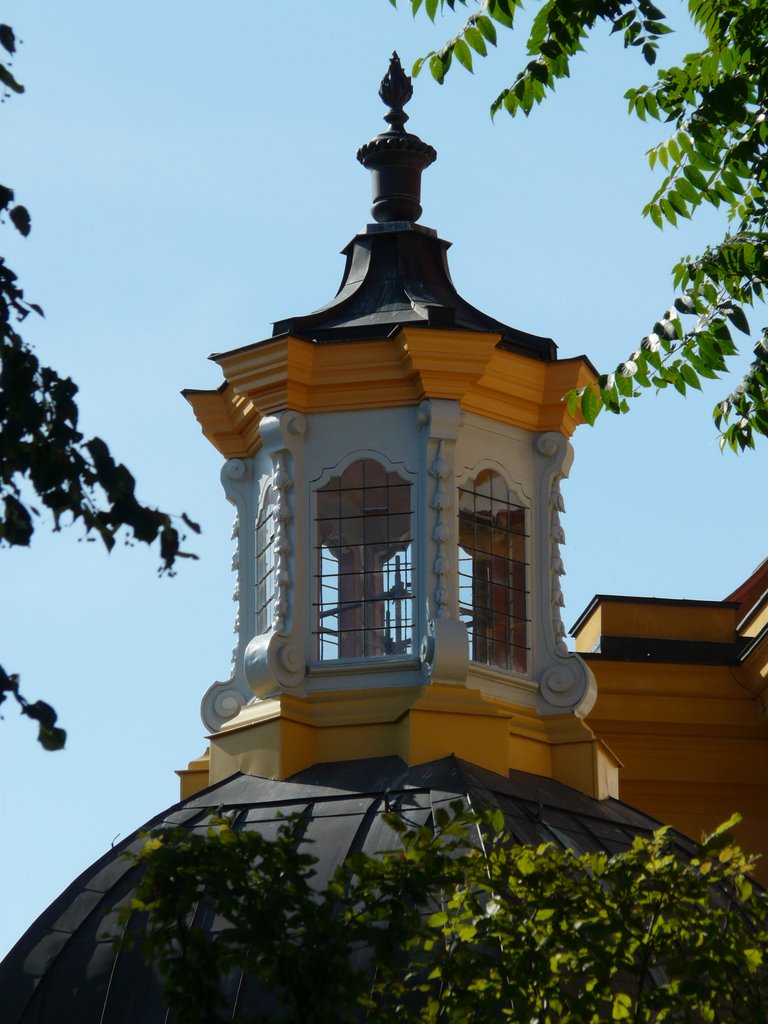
[357, 52, 435, 223]
[379, 52, 412, 133]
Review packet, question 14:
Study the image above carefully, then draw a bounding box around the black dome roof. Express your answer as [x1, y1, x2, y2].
[0, 756, 695, 1023]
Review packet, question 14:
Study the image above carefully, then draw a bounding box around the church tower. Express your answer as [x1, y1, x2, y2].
[11, 56, 755, 1023]
[181, 55, 615, 800]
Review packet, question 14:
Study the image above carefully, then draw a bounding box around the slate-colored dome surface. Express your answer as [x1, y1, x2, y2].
[0, 756, 695, 1022]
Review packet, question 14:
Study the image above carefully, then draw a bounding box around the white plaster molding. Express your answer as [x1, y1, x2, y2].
[244, 631, 306, 695]
[420, 613, 469, 683]
[420, 397, 463, 441]
[310, 446, 415, 490]
[243, 411, 307, 697]
[465, 663, 538, 709]
[271, 452, 293, 633]
[230, 512, 240, 669]
[532, 432, 596, 716]
[429, 439, 452, 620]
[200, 458, 254, 733]
[419, 400, 468, 682]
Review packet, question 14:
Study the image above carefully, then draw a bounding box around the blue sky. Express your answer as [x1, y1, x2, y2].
[1, 1, 765, 956]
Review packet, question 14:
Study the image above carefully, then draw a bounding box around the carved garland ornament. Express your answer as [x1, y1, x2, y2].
[271, 453, 294, 634]
[550, 477, 568, 656]
[200, 458, 251, 733]
[230, 511, 240, 672]
[429, 439, 452, 619]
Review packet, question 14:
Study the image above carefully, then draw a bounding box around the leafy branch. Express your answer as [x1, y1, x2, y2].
[1, 24, 200, 749]
[0, 665, 66, 751]
[396, 0, 768, 449]
[126, 805, 768, 1021]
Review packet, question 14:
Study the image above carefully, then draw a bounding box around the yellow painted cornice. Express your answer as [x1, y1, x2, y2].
[573, 596, 740, 648]
[464, 353, 596, 435]
[398, 327, 500, 400]
[183, 383, 260, 457]
[186, 330, 596, 456]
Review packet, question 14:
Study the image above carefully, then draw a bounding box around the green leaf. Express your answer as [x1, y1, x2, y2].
[475, 17, 499, 48]
[683, 164, 709, 190]
[721, 167, 744, 195]
[660, 198, 677, 225]
[672, 372, 687, 395]
[429, 54, 446, 83]
[464, 27, 487, 56]
[527, 58, 548, 84]
[668, 190, 690, 218]
[488, 0, 515, 28]
[726, 305, 750, 335]
[706, 812, 742, 840]
[612, 992, 633, 1020]
[581, 386, 601, 426]
[680, 364, 702, 390]
[675, 177, 699, 205]
[453, 38, 473, 72]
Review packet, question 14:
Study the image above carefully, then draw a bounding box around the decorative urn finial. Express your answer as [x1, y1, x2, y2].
[379, 52, 413, 133]
[357, 53, 437, 224]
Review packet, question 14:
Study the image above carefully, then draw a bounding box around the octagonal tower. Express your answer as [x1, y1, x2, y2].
[182, 55, 614, 799]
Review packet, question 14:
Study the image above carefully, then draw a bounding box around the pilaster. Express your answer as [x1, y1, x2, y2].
[532, 432, 596, 716]
[418, 399, 469, 685]
[244, 410, 308, 697]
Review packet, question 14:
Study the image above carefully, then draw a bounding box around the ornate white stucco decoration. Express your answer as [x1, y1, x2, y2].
[271, 452, 293, 633]
[230, 512, 240, 671]
[244, 411, 307, 698]
[532, 432, 596, 716]
[549, 479, 569, 655]
[201, 458, 254, 732]
[430, 438, 452, 620]
[419, 400, 468, 684]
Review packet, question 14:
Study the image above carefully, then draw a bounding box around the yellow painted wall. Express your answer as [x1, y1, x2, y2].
[578, 593, 768, 883]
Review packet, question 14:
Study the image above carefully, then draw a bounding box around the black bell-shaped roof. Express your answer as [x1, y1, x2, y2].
[271, 54, 556, 361]
[0, 756, 692, 1022]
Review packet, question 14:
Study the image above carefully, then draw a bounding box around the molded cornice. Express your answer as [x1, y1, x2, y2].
[185, 329, 596, 457]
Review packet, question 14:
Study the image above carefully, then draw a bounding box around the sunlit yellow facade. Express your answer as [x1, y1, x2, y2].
[573, 566, 768, 883]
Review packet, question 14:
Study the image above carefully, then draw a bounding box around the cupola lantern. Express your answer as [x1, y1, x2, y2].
[182, 56, 614, 799]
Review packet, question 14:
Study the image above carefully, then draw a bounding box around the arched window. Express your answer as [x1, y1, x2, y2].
[458, 469, 528, 673]
[315, 459, 413, 660]
[255, 485, 277, 635]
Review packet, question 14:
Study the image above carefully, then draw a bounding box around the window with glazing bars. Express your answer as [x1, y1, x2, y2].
[458, 469, 529, 673]
[255, 487, 277, 635]
[315, 459, 414, 660]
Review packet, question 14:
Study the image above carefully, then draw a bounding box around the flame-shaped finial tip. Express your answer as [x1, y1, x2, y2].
[357, 51, 435, 223]
[379, 52, 412, 133]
